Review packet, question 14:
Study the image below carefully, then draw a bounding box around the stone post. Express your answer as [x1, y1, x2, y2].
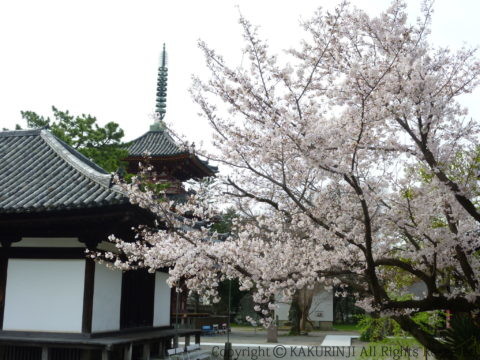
[267, 324, 278, 343]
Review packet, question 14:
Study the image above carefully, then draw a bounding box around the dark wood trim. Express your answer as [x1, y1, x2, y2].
[189, 155, 216, 177]
[0, 237, 19, 330]
[0, 330, 90, 339]
[125, 154, 215, 180]
[89, 325, 172, 338]
[0, 253, 8, 330]
[0, 204, 154, 239]
[0, 236, 21, 248]
[0, 327, 193, 356]
[79, 237, 101, 250]
[0, 204, 130, 223]
[0, 247, 87, 259]
[82, 258, 95, 334]
[0, 338, 104, 352]
[124, 154, 190, 162]
[0, 326, 195, 344]
[0, 325, 175, 340]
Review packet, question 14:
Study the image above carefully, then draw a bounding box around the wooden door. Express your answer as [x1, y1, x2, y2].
[120, 269, 155, 329]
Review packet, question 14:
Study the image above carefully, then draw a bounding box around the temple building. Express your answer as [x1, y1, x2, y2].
[125, 44, 216, 195]
[0, 45, 212, 360]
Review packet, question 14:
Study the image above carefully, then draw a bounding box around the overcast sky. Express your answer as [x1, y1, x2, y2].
[0, 0, 478, 147]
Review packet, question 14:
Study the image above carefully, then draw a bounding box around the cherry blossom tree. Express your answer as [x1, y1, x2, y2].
[101, 1, 480, 358]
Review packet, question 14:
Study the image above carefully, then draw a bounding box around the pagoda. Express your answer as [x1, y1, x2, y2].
[125, 44, 217, 320]
[125, 44, 216, 195]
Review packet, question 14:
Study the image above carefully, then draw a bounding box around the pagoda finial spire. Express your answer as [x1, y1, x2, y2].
[152, 43, 168, 131]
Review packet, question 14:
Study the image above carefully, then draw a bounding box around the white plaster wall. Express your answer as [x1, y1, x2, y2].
[91, 263, 122, 333]
[275, 302, 291, 321]
[274, 292, 291, 321]
[308, 289, 334, 322]
[13, 237, 84, 247]
[274, 288, 333, 322]
[153, 272, 171, 327]
[3, 259, 85, 332]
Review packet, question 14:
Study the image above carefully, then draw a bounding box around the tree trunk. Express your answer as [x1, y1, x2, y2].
[298, 287, 315, 333]
[288, 293, 301, 335]
[393, 315, 453, 360]
[289, 287, 316, 334]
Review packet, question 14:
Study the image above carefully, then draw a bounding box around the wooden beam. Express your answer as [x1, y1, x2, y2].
[79, 237, 101, 251]
[0, 236, 21, 248]
[0, 205, 153, 237]
[82, 258, 95, 334]
[0, 247, 86, 259]
[0, 253, 7, 330]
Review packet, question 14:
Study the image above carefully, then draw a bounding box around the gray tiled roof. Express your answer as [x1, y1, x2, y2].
[127, 130, 218, 176]
[127, 130, 186, 157]
[0, 129, 127, 214]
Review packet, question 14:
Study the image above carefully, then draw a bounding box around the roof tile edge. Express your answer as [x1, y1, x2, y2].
[39, 129, 125, 196]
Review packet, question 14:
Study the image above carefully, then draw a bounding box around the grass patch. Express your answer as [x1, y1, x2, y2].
[229, 323, 266, 332]
[333, 323, 360, 332]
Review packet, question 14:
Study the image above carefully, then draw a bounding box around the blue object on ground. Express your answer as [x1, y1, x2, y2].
[201, 325, 214, 336]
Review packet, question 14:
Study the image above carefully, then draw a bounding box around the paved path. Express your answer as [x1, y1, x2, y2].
[180, 328, 364, 359]
[192, 327, 359, 346]
[180, 328, 425, 359]
[320, 335, 359, 347]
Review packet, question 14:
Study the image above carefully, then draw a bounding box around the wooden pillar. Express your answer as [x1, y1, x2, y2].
[82, 257, 95, 334]
[165, 336, 172, 350]
[158, 339, 166, 359]
[142, 343, 151, 360]
[80, 349, 92, 360]
[0, 236, 20, 330]
[195, 333, 201, 344]
[101, 349, 110, 360]
[124, 343, 133, 360]
[185, 334, 190, 347]
[41, 347, 49, 360]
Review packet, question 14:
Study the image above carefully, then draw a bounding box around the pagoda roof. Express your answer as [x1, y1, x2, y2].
[126, 130, 217, 178]
[128, 130, 185, 157]
[0, 129, 128, 214]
